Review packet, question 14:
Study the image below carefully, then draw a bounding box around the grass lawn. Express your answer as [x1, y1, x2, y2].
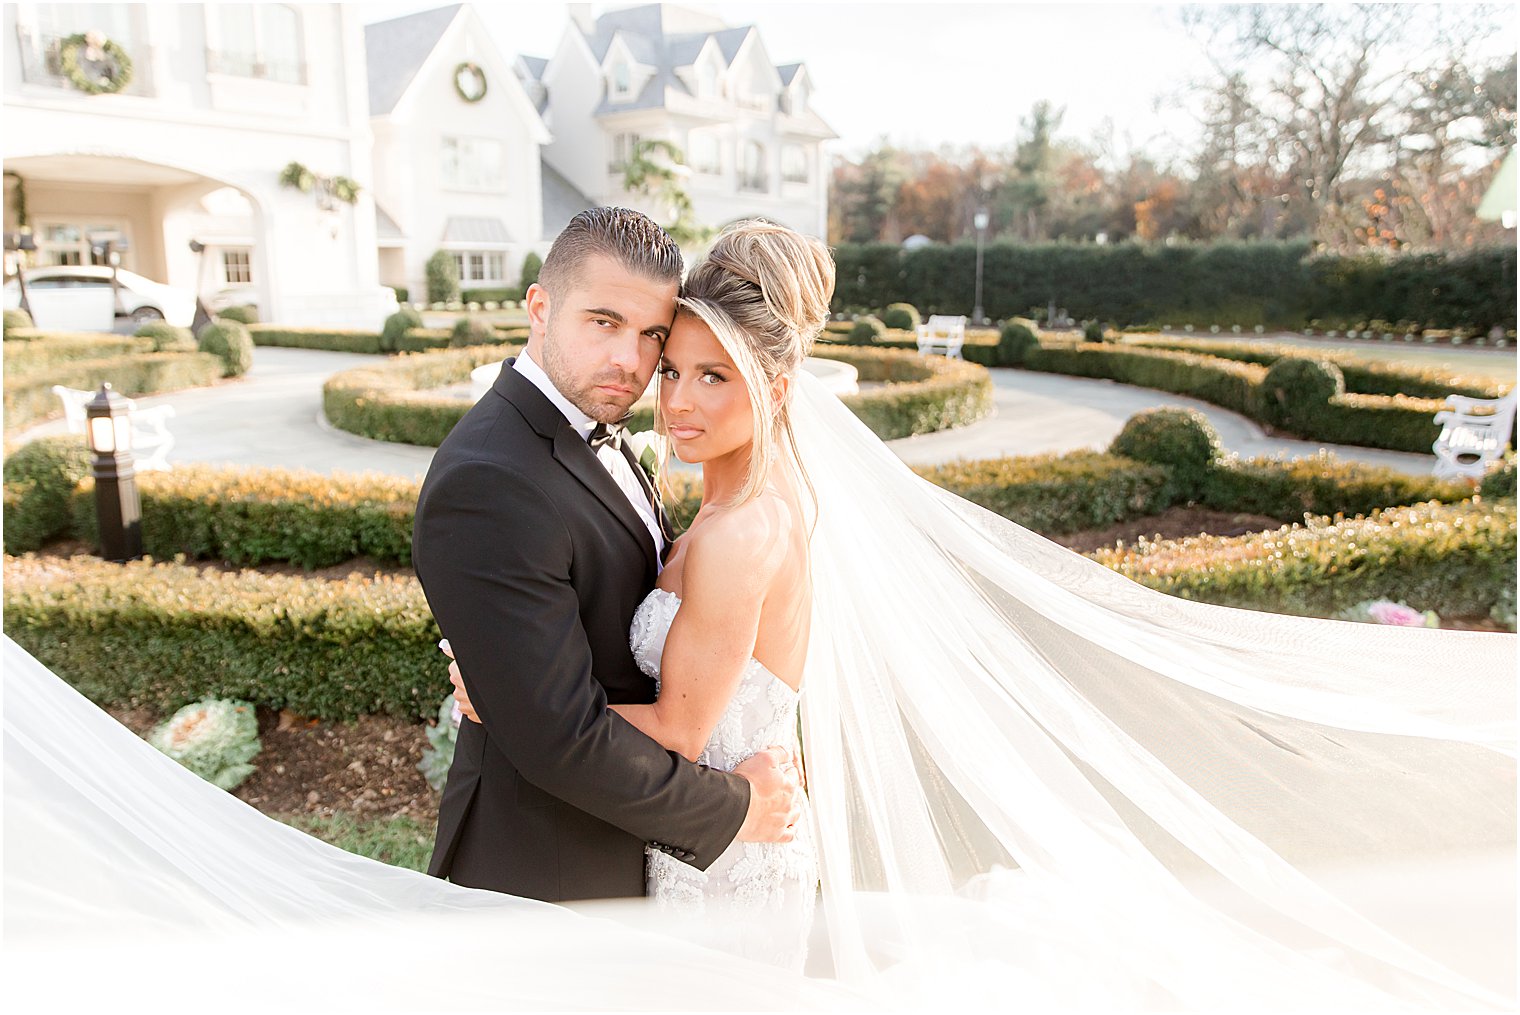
[279, 812, 435, 873]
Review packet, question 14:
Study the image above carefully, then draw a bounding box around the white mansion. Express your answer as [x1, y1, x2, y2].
[2, 3, 834, 324]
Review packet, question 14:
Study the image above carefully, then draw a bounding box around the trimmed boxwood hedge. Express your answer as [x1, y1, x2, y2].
[4, 350, 224, 433]
[1023, 341, 1457, 454]
[1093, 498, 1516, 618]
[324, 344, 995, 448]
[3, 332, 150, 372]
[322, 345, 520, 445]
[913, 451, 1176, 534]
[9, 493, 1509, 721]
[3, 554, 444, 721]
[250, 325, 387, 354]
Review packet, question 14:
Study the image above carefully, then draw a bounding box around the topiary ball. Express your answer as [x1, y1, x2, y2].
[381, 307, 423, 352]
[2, 435, 93, 553]
[881, 302, 921, 331]
[148, 698, 262, 790]
[1259, 357, 1345, 430]
[197, 319, 254, 377]
[848, 315, 885, 345]
[1108, 407, 1222, 500]
[134, 320, 196, 352]
[997, 320, 1039, 366]
[1082, 320, 1106, 343]
[449, 316, 500, 348]
[3, 307, 34, 332]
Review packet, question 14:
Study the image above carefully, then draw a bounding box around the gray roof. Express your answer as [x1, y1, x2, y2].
[518, 55, 548, 80]
[541, 161, 596, 238]
[365, 4, 463, 116]
[441, 216, 513, 245]
[777, 62, 803, 86]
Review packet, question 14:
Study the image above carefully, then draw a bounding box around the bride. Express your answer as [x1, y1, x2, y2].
[6, 221, 1515, 1010]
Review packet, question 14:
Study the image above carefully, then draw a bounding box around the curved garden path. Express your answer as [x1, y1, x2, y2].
[15, 347, 1448, 478]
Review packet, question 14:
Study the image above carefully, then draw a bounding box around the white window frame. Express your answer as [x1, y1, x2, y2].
[205, 4, 307, 85]
[609, 131, 643, 172]
[689, 130, 723, 176]
[782, 144, 809, 184]
[449, 250, 508, 287]
[35, 218, 133, 269]
[610, 58, 633, 100]
[738, 140, 768, 193]
[440, 136, 506, 193]
[221, 248, 253, 285]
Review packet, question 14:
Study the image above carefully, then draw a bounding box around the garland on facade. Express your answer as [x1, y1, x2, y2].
[59, 31, 133, 95]
[279, 162, 361, 208]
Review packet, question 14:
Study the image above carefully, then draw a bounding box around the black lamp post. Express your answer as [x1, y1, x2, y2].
[189, 238, 213, 334]
[85, 383, 142, 561]
[4, 229, 37, 318]
[972, 208, 989, 325]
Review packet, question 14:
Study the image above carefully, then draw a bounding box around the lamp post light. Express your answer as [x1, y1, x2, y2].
[85, 383, 142, 562]
[972, 208, 990, 325]
[188, 238, 213, 334]
[4, 229, 37, 318]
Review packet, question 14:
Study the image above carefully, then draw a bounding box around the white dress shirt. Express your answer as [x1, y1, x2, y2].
[513, 351, 665, 564]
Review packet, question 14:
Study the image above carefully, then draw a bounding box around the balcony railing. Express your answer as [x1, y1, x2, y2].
[737, 173, 769, 194]
[206, 48, 307, 86]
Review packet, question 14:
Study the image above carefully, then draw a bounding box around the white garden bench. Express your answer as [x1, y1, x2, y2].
[51, 385, 177, 472]
[1431, 389, 1516, 482]
[917, 315, 966, 359]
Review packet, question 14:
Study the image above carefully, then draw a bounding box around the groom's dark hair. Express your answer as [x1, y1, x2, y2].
[539, 207, 683, 298]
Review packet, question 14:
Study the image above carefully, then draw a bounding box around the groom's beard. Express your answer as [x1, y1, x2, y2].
[543, 336, 646, 424]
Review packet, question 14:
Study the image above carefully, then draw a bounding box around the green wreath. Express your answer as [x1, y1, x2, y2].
[453, 62, 487, 103]
[59, 31, 133, 95]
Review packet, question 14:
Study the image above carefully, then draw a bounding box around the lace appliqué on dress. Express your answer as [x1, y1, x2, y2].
[629, 588, 817, 971]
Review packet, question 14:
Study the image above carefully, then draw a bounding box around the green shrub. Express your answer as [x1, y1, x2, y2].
[520, 251, 542, 290]
[4, 351, 223, 433]
[4, 333, 149, 372]
[1108, 408, 1221, 500]
[197, 320, 254, 377]
[70, 464, 419, 568]
[460, 287, 524, 305]
[1481, 452, 1517, 499]
[3, 554, 445, 721]
[848, 315, 885, 345]
[449, 316, 500, 348]
[1257, 357, 1344, 430]
[393, 327, 454, 353]
[134, 321, 196, 352]
[217, 305, 260, 326]
[1082, 320, 1106, 342]
[996, 319, 1040, 366]
[417, 695, 457, 792]
[148, 698, 261, 790]
[425, 250, 459, 304]
[913, 451, 1174, 534]
[1093, 499, 1515, 619]
[881, 302, 921, 331]
[249, 325, 385, 354]
[816, 346, 994, 440]
[323, 345, 517, 446]
[1203, 451, 1472, 521]
[4, 308, 34, 332]
[380, 308, 424, 353]
[390, 286, 409, 304]
[2, 435, 91, 553]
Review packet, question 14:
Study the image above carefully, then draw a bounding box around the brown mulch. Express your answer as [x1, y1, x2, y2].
[104, 702, 441, 827]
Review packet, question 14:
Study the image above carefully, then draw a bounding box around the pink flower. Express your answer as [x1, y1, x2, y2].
[1367, 600, 1426, 627]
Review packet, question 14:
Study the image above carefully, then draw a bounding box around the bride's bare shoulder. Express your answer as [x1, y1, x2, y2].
[684, 492, 796, 586]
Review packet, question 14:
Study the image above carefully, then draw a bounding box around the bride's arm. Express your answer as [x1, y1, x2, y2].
[613, 500, 791, 762]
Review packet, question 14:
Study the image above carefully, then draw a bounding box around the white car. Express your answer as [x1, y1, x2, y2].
[207, 284, 260, 317]
[3, 265, 197, 330]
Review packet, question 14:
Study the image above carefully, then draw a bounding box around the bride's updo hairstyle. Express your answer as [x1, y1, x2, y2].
[672, 219, 835, 505]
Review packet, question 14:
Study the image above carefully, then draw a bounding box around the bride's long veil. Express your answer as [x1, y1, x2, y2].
[790, 371, 1516, 1009]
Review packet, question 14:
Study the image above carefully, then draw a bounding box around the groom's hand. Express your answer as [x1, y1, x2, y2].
[441, 642, 482, 725]
[732, 746, 804, 843]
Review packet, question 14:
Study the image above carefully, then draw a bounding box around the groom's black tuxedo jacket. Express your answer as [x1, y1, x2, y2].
[413, 360, 751, 902]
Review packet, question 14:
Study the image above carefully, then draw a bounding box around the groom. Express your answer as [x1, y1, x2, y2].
[413, 208, 801, 902]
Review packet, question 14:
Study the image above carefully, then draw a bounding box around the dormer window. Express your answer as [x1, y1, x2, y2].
[610, 58, 632, 99]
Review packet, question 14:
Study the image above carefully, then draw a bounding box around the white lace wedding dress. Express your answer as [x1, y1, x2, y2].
[629, 587, 818, 972]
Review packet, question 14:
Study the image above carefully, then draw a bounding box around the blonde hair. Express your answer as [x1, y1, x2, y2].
[662, 219, 835, 507]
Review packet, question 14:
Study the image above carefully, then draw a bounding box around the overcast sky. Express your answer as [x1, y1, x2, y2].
[359, 1, 1516, 165]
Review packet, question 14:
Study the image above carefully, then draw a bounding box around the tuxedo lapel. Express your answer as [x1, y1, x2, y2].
[491, 360, 659, 575]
